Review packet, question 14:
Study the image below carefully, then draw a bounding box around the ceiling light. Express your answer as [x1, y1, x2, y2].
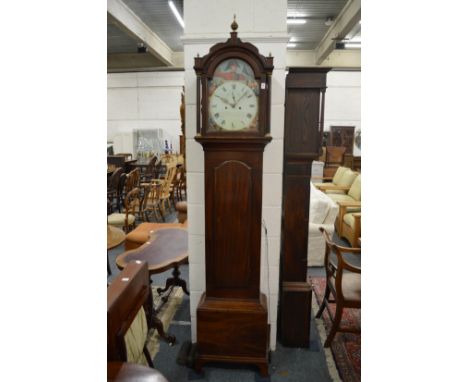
[324, 17, 333, 26]
[287, 43, 297, 48]
[287, 19, 306, 25]
[344, 42, 361, 49]
[287, 12, 307, 18]
[168, 1, 185, 28]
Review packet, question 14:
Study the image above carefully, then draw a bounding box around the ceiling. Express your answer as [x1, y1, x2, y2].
[107, 0, 360, 67]
[287, 0, 358, 50]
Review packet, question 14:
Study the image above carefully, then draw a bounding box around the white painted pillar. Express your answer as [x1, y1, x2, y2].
[183, 0, 288, 350]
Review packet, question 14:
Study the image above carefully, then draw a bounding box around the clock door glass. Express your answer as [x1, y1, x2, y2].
[208, 59, 259, 132]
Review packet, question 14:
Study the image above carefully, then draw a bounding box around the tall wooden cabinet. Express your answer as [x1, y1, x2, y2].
[279, 67, 330, 347]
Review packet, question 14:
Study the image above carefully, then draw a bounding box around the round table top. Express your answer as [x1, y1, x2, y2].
[116, 227, 188, 274]
[107, 225, 126, 250]
[107, 362, 169, 382]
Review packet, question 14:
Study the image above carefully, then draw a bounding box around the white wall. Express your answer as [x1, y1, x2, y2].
[324, 70, 361, 156]
[183, 0, 287, 350]
[107, 71, 184, 153]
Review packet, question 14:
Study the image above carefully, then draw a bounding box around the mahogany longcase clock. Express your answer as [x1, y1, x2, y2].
[193, 19, 273, 377]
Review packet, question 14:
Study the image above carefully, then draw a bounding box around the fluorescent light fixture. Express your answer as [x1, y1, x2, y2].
[289, 37, 297, 42]
[345, 42, 361, 49]
[287, 12, 307, 18]
[287, 19, 306, 25]
[287, 43, 297, 48]
[168, 1, 185, 28]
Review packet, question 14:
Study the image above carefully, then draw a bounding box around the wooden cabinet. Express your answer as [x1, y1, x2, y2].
[279, 67, 330, 347]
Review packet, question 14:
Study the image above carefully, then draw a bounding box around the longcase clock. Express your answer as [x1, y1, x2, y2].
[193, 18, 273, 377]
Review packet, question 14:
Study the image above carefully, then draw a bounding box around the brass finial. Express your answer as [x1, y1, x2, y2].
[231, 14, 238, 31]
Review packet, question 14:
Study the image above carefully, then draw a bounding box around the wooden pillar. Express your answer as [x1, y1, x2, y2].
[279, 67, 330, 347]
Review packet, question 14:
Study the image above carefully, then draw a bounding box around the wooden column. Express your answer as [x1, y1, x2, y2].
[279, 67, 330, 347]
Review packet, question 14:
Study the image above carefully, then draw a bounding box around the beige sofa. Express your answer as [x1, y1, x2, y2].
[307, 182, 338, 266]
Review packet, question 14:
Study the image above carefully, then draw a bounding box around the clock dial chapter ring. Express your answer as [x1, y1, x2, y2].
[209, 81, 258, 131]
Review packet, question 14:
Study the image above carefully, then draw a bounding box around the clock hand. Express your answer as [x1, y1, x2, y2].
[235, 91, 248, 106]
[215, 94, 235, 107]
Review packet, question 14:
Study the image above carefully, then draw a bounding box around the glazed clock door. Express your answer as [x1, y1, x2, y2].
[207, 59, 260, 133]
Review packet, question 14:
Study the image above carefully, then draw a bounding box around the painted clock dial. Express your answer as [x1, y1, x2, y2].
[207, 58, 259, 132]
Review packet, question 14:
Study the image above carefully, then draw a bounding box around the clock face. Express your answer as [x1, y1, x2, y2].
[207, 59, 259, 132]
[209, 82, 258, 131]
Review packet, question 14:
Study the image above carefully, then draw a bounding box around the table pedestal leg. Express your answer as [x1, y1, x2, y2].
[157, 265, 190, 297]
[147, 277, 176, 345]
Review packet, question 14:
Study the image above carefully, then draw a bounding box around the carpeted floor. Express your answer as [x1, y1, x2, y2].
[107, 210, 356, 381]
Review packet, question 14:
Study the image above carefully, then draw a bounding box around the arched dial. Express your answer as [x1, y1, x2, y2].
[209, 81, 258, 131]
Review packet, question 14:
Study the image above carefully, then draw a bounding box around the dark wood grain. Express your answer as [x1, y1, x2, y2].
[279, 67, 330, 347]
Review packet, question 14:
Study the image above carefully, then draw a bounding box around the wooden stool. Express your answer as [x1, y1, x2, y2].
[175, 201, 187, 224]
[125, 222, 186, 250]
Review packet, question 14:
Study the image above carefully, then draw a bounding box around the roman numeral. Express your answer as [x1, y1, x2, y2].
[232, 84, 236, 89]
[221, 120, 225, 125]
[247, 113, 252, 119]
[214, 113, 219, 118]
[222, 87, 226, 92]
[248, 95, 252, 98]
[249, 104, 255, 108]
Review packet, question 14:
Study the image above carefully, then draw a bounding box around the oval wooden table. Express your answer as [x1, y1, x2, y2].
[116, 227, 189, 344]
[107, 362, 169, 382]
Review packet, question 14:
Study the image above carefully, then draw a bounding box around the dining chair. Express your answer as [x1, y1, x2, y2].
[108, 167, 124, 212]
[108, 188, 140, 233]
[315, 228, 361, 347]
[107, 261, 154, 367]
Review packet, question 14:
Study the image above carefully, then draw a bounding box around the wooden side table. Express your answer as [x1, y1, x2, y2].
[116, 227, 189, 344]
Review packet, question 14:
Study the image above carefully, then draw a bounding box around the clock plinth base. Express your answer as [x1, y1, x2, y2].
[195, 292, 270, 377]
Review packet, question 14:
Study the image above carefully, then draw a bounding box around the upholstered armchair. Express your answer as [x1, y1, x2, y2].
[320, 174, 361, 243]
[307, 183, 338, 266]
[337, 202, 361, 247]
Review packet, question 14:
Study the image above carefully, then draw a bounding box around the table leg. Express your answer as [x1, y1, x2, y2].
[157, 265, 190, 296]
[147, 277, 176, 345]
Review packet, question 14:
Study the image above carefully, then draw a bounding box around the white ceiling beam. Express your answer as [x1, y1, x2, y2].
[316, 0, 361, 65]
[107, 0, 174, 66]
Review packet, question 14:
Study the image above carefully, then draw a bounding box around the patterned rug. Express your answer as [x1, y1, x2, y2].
[309, 277, 361, 382]
[145, 286, 184, 362]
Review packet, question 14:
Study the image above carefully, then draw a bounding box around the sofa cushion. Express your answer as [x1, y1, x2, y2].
[336, 169, 358, 187]
[326, 194, 361, 213]
[343, 213, 358, 228]
[332, 166, 349, 184]
[348, 174, 361, 201]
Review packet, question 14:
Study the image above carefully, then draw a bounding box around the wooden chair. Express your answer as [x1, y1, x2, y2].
[315, 228, 361, 347]
[139, 183, 164, 222]
[158, 165, 177, 218]
[108, 188, 140, 233]
[108, 167, 124, 212]
[323, 146, 346, 178]
[107, 261, 154, 367]
[140, 156, 159, 183]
